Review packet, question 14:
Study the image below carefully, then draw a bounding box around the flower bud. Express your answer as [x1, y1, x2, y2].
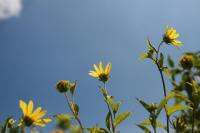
[7, 118, 16, 128]
[149, 102, 157, 112]
[56, 80, 70, 93]
[180, 54, 193, 69]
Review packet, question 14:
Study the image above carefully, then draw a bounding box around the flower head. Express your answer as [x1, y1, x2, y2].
[19, 100, 52, 127]
[89, 61, 112, 83]
[163, 25, 182, 48]
[180, 54, 194, 69]
[56, 80, 71, 93]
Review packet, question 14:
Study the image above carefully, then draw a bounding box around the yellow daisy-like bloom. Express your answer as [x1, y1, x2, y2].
[19, 100, 52, 127]
[163, 25, 182, 48]
[89, 61, 112, 82]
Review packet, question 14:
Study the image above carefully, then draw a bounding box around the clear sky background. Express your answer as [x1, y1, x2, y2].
[0, 0, 200, 132]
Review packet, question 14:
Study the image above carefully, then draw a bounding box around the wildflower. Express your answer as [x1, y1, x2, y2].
[180, 54, 194, 69]
[56, 80, 71, 93]
[19, 100, 51, 127]
[89, 61, 112, 82]
[163, 25, 182, 48]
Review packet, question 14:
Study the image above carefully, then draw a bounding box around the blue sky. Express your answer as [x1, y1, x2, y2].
[0, 0, 200, 132]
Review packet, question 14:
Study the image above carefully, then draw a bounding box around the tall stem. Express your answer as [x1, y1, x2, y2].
[155, 41, 170, 133]
[191, 100, 195, 133]
[103, 83, 115, 133]
[153, 126, 157, 133]
[64, 93, 84, 133]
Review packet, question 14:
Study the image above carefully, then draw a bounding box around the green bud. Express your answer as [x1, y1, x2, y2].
[56, 80, 70, 93]
[180, 54, 194, 70]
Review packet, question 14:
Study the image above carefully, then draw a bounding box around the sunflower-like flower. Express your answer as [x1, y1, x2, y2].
[89, 61, 112, 83]
[19, 100, 52, 127]
[163, 25, 182, 48]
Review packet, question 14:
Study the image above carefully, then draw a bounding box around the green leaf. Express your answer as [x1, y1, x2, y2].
[156, 91, 176, 116]
[139, 52, 149, 60]
[137, 125, 151, 133]
[114, 112, 132, 128]
[105, 112, 111, 131]
[158, 53, 164, 67]
[163, 67, 170, 77]
[136, 98, 152, 113]
[167, 56, 174, 68]
[114, 100, 122, 115]
[107, 98, 116, 113]
[146, 39, 157, 52]
[166, 104, 192, 116]
[156, 91, 192, 117]
[140, 119, 166, 129]
[70, 80, 77, 96]
[72, 103, 79, 116]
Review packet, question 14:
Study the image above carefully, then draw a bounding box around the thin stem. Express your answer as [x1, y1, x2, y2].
[155, 41, 170, 133]
[155, 41, 164, 61]
[153, 126, 157, 133]
[64, 93, 84, 133]
[103, 82, 115, 133]
[191, 100, 195, 133]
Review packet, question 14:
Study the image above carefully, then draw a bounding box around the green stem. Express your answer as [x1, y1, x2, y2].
[155, 41, 170, 133]
[64, 93, 84, 133]
[191, 100, 195, 133]
[103, 82, 115, 133]
[153, 126, 157, 133]
[21, 126, 26, 133]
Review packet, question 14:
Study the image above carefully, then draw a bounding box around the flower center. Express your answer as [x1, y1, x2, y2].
[23, 116, 34, 126]
[163, 35, 173, 44]
[99, 73, 109, 82]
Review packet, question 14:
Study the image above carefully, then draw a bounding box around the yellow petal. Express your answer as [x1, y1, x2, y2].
[31, 107, 42, 117]
[165, 25, 169, 34]
[19, 100, 27, 116]
[172, 40, 182, 48]
[33, 122, 46, 127]
[40, 118, 52, 123]
[171, 33, 179, 39]
[105, 63, 111, 74]
[99, 61, 104, 73]
[27, 100, 34, 115]
[33, 110, 47, 120]
[33, 118, 51, 127]
[93, 64, 100, 75]
[89, 71, 99, 77]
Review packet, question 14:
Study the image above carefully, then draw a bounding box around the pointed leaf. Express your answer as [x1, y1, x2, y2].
[166, 104, 192, 116]
[139, 52, 149, 60]
[137, 98, 152, 113]
[114, 112, 132, 128]
[137, 125, 151, 133]
[167, 56, 174, 68]
[105, 112, 111, 131]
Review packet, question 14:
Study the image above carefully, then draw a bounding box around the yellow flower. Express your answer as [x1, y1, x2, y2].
[163, 25, 182, 48]
[19, 100, 52, 127]
[89, 61, 111, 82]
